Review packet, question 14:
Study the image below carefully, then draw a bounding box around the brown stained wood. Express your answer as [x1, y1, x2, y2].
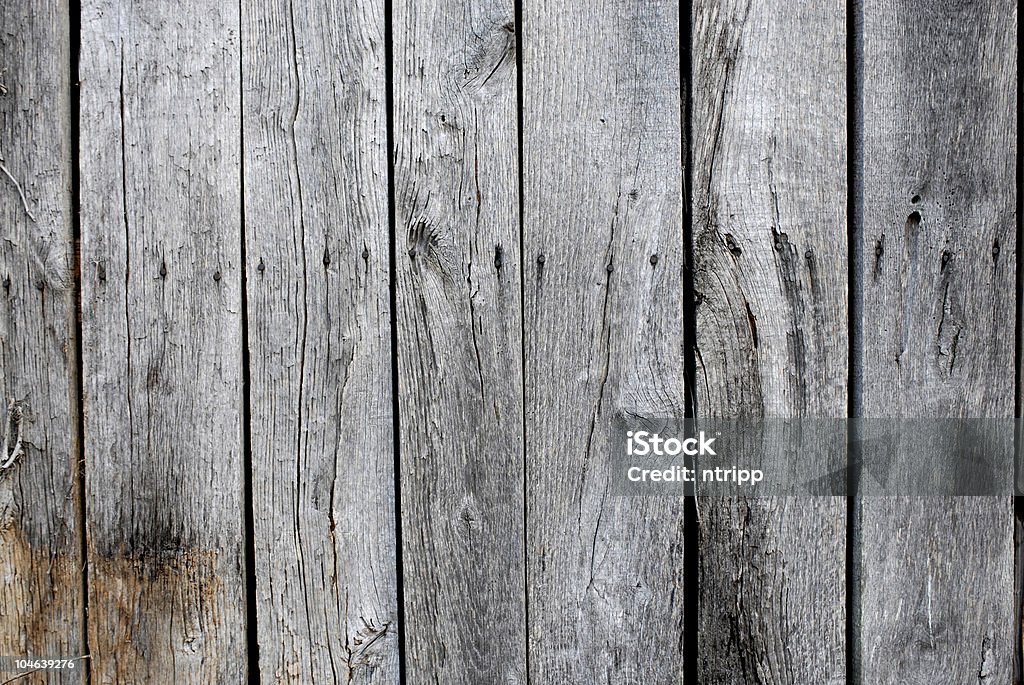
[79, 2, 247, 682]
[392, 0, 525, 681]
[691, 1, 848, 681]
[242, 0, 399, 682]
[856, 1, 1016, 681]
[523, 0, 686, 681]
[0, 1, 84, 681]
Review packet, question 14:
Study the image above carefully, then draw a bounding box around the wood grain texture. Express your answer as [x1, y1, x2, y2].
[79, 2, 247, 681]
[242, 0, 399, 682]
[690, 1, 848, 682]
[855, 0, 1017, 681]
[392, 0, 526, 680]
[0, 1, 84, 680]
[523, 0, 686, 680]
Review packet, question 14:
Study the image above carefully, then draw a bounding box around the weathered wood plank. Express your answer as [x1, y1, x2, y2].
[523, 0, 686, 680]
[242, 0, 399, 682]
[690, 2, 849, 682]
[0, 2, 84, 680]
[392, 0, 525, 680]
[855, 0, 1017, 681]
[79, 3, 247, 681]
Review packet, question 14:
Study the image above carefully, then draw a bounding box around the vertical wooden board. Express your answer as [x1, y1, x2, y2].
[392, 0, 525, 680]
[856, 1, 1017, 681]
[690, 1, 848, 682]
[242, 0, 399, 682]
[523, 0, 686, 681]
[79, 2, 246, 682]
[0, 1, 84, 679]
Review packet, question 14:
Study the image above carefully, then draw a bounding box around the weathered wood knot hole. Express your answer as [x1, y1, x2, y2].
[605, 262, 614, 273]
[362, 247, 370, 261]
[2, 274, 10, 291]
[692, 291, 704, 307]
[771, 228, 789, 251]
[35, 279, 45, 292]
[804, 249, 814, 260]
[493, 245, 504, 270]
[97, 262, 107, 282]
[875, 239, 884, 258]
[323, 248, 331, 268]
[257, 257, 266, 275]
[649, 254, 658, 266]
[905, 211, 922, 231]
[502, 21, 514, 33]
[159, 260, 167, 279]
[724, 233, 742, 257]
[911, 194, 921, 204]
[992, 239, 1000, 263]
[940, 249, 953, 270]
[1, 399, 25, 470]
[213, 270, 221, 282]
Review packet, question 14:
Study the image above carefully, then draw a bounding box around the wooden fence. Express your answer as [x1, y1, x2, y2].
[0, 0, 1018, 682]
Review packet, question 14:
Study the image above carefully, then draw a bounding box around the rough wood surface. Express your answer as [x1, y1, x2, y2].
[523, 0, 687, 680]
[392, 0, 526, 680]
[79, 2, 247, 681]
[855, 0, 1017, 681]
[242, 0, 400, 682]
[690, 2, 849, 682]
[0, 2, 84, 681]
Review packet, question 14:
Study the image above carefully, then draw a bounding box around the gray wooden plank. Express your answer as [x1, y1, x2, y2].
[392, 0, 526, 680]
[855, 1, 1017, 681]
[0, 1, 84, 679]
[242, 0, 399, 682]
[522, 0, 686, 680]
[690, 1, 849, 682]
[79, 2, 247, 681]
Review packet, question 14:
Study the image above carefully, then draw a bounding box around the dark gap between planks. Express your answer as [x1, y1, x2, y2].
[236, 0, 261, 680]
[846, 0, 864, 682]
[68, 0, 92, 679]
[382, 0, 408, 680]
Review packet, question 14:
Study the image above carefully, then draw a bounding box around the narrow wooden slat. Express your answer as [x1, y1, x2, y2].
[523, 0, 686, 680]
[392, 0, 525, 680]
[79, 3, 246, 681]
[690, 1, 848, 681]
[855, 1, 1017, 680]
[242, 0, 399, 681]
[0, 1, 84, 678]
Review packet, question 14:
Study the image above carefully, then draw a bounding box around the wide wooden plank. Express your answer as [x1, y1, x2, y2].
[79, 2, 247, 681]
[0, 1, 84, 679]
[523, 0, 686, 680]
[242, 0, 399, 682]
[690, 1, 848, 681]
[392, 0, 525, 680]
[855, 0, 1016, 681]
